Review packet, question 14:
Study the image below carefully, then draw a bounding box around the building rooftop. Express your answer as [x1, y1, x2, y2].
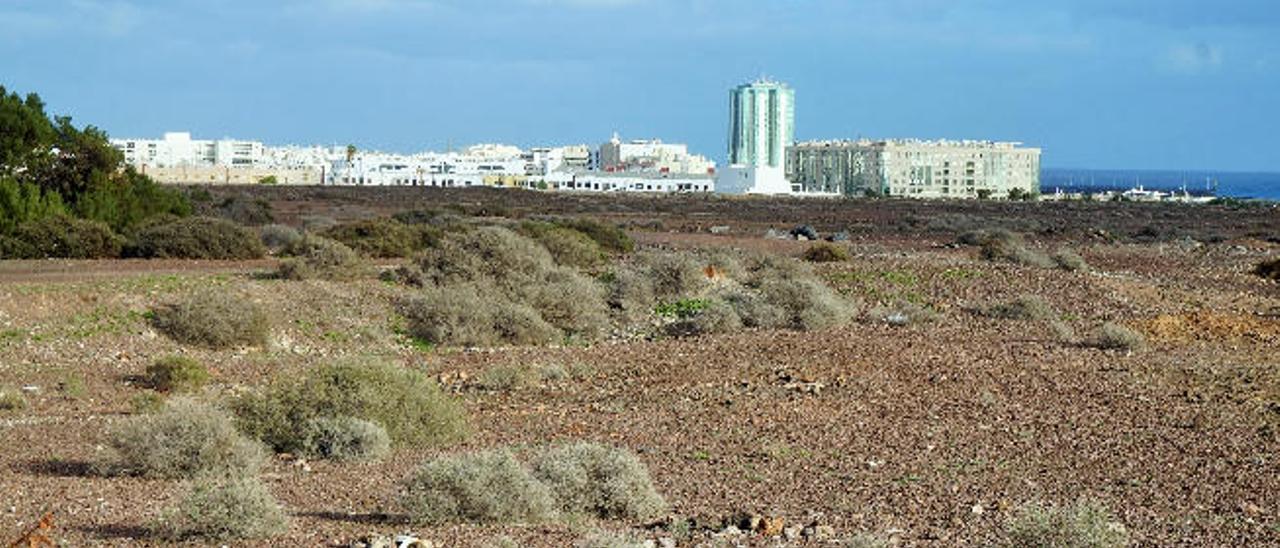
[794, 138, 1032, 149]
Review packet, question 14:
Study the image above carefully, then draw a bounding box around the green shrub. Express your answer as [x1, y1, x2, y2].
[530, 442, 666, 520]
[323, 217, 433, 258]
[0, 215, 123, 259]
[555, 217, 634, 254]
[518, 221, 606, 268]
[127, 216, 265, 259]
[258, 224, 302, 252]
[152, 290, 269, 349]
[869, 300, 940, 326]
[1254, 258, 1280, 281]
[277, 236, 369, 281]
[146, 355, 211, 393]
[0, 176, 69, 235]
[403, 449, 557, 524]
[107, 397, 265, 479]
[233, 360, 467, 453]
[400, 283, 560, 347]
[0, 386, 27, 410]
[413, 226, 555, 288]
[1084, 322, 1145, 351]
[302, 416, 391, 462]
[519, 268, 610, 341]
[1004, 499, 1128, 548]
[665, 301, 742, 338]
[159, 476, 288, 541]
[984, 295, 1056, 321]
[801, 242, 849, 263]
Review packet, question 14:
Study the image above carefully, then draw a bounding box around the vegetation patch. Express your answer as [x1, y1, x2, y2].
[518, 221, 607, 269]
[983, 295, 1057, 321]
[233, 360, 466, 454]
[127, 216, 265, 260]
[869, 300, 940, 326]
[158, 476, 288, 541]
[323, 217, 436, 258]
[0, 215, 124, 259]
[301, 416, 391, 462]
[402, 449, 557, 525]
[145, 355, 211, 393]
[1004, 499, 1128, 548]
[801, 242, 850, 263]
[1254, 258, 1280, 281]
[258, 224, 301, 253]
[0, 386, 28, 411]
[1052, 249, 1090, 272]
[1084, 322, 1146, 351]
[976, 230, 1053, 268]
[529, 442, 666, 521]
[277, 236, 370, 281]
[152, 289, 269, 349]
[107, 397, 265, 479]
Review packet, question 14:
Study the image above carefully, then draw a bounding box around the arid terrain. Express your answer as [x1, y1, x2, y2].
[2, 187, 1278, 547]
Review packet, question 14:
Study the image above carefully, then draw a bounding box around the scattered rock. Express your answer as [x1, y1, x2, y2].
[709, 225, 731, 234]
[20, 385, 39, 393]
[782, 525, 802, 540]
[791, 225, 819, 241]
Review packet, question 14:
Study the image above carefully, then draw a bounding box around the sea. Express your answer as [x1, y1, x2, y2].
[1041, 168, 1280, 201]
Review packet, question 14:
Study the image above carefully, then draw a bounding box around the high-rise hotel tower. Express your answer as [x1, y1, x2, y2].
[718, 78, 795, 194]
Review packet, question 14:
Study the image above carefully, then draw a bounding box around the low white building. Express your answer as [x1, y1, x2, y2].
[598, 134, 715, 176]
[112, 132, 266, 168]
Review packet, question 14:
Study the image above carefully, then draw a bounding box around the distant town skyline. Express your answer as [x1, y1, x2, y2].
[1, 0, 1277, 172]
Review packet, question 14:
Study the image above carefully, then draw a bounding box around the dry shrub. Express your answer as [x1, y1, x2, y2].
[107, 397, 265, 479]
[402, 227, 608, 347]
[127, 216, 265, 260]
[634, 250, 711, 300]
[152, 289, 269, 349]
[666, 300, 742, 337]
[802, 242, 850, 263]
[984, 295, 1057, 321]
[978, 230, 1053, 267]
[302, 416, 391, 462]
[145, 355, 211, 393]
[869, 300, 940, 326]
[1, 216, 124, 259]
[530, 442, 666, 521]
[519, 221, 606, 269]
[576, 531, 648, 548]
[1004, 499, 1128, 548]
[159, 476, 287, 541]
[323, 217, 434, 258]
[607, 268, 656, 321]
[0, 386, 27, 410]
[233, 360, 466, 454]
[277, 236, 370, 281]
[403, 449, 557, 525]
[1084, 322, 1145, 351]
[844, 533, 891, 548]
[258, 224, 301, 252]
[553, 217, 634, 253]
[756, 278, 856, 331]
[723, 291, 788, 329]
[400, 283, 560, 348]
[214, 194, 274, 226]
[1052, 249, 1090, 272]
[1254, 258, 1280, 281]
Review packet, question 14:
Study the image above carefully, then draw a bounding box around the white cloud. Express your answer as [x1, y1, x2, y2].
[1162, 42, 1224, 74]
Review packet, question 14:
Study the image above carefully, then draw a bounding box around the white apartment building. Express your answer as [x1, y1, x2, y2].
[787, 139, 1041, 199]
[598, 134, 715, 175]
[719, 79, 795, 194]
[111, 132, 265, 168]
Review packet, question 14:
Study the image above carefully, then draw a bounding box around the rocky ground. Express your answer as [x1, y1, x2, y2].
[1, 193, 1278, 547]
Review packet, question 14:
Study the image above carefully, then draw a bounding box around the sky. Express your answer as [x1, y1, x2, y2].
[1, 0, 1277, 172]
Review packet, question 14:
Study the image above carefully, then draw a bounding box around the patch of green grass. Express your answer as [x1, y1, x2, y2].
[691, 450, 711, 462]
[940, 267, 982, 280]
[57, 374, 87, 399]
[654, 298, 710, 319]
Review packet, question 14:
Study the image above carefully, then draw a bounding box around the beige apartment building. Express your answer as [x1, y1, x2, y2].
[786, 139, 1041, 198]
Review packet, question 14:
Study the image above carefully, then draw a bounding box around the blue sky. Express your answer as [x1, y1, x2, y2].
[1, 0, 1277, 171]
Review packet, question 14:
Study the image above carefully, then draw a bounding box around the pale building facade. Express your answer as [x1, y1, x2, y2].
[598, 134, 715, 175]
[112, 132, 265, 168]
[719, 79, 794, 194]
[787, 139, 1041, 199]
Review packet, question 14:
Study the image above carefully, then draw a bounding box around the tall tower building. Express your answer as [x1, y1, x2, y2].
[718, 78, 794, 194]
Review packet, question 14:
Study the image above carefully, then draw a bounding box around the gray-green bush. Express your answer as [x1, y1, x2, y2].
[403, 449, 557, 524]
[530, 442, 666, 521]
[107, 397, 265, 479]
[127, 216, 265, 260]
[159, 476, 288, 541]
[258, 224, 302, 252]
[277, 236, 369, 281]
[152, 289, 269, 348]
[869, 300, 940, 326]
[1052, 249, 1090, 272]
[984, 295, 1057, 321]
[233, 360, 466, 454]
[302, 416, 391, 462]
[1084, 322, 1145, 351]
[145, 355, 211, 393]
[1004, 499, 1128, 548]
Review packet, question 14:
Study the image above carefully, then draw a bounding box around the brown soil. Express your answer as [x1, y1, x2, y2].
[1, 191, 1279, 547]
